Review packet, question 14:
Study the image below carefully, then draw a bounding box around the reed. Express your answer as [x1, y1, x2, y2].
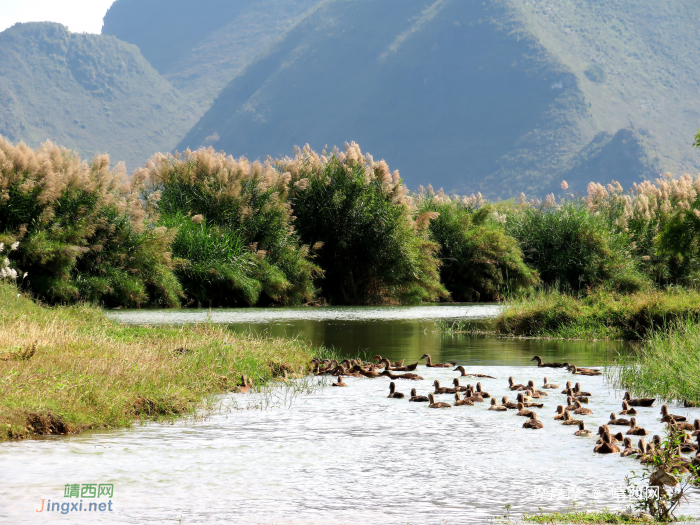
[0, 280, 320, 442]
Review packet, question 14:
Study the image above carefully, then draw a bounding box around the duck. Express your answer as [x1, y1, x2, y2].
[359, 365, 382, 378]
[380, 369, 424, 381]
[525, 387, 543, 399]
[542, 377, 559, 389]
[433, 380, 457, 394]
[561, 410, 583, 426]
[377, 358, 419, 372]
[453, 393, 474, 406]
[668, 420, 695, 432]
[334, 365, 363, 377]
[465, 388, 485, 403]
[516, 393, 543, 408]
[636, 438, 653, 461]
[620, 401, 637, 416]
[233, 374, 253, 393]
[693, 419, 700, 437]
[565, 397, 577, 411]
[684, 399, 699, 408]
[620, 437, 640, 457]
[428, 393, 451, 408]
[573, 383, 592, 397]
[516, 403, 536, 418]
[609, 412, 632, 426]
[597, 425, 623, 444]
[502, 396, 518, 409]
[526, 380, 548, 396]
[568, 364, 602, 376]
[452, 366, 496, 379]
[679, 434, 699, 454]
[623, 391, 655, 407]
[594, 432, 620, 454]
[508, 377, 527, 391]
[573, 400, 593, 415]
[451, 378, 469, 392]
[574, 421, 592, 437]
[387, 382, 405, 399]
[372, 355, 404, 368]
[523, 413, 544, 429]
[409, 388, 429, 402]
[561, 381, 573, 395]
[660, 404, 687, 423]
[332, 376, 347, 387]
[421, 354, 457, 368]
[475, 382, 491, 398]
[488, 398, 508, 411]
[554, 406, 567, 420]
[626, 418, 648, 436]
[530, 355, 566, 368]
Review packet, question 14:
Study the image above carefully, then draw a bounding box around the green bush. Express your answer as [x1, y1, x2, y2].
[0, 139, 181, 307]
[507, 202, 647, 293]
[143, 148, 320, 306]
[416, 191, 538, 301]
[277, 144, 447, 304]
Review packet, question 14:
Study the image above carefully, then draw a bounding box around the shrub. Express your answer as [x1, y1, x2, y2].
[277, 143, 447, 304]
[507, 201, 647, 293]
[416, 189, 538, 301]
[0, 139, 181, 307]
[142, 148, 320, 306]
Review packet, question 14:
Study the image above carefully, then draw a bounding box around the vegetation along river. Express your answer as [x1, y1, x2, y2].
[1, 305, 698, 524]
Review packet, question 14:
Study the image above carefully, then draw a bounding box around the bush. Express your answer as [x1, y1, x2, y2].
[416, 190, 538, 301]
[507, 201, 647, 293]
[0, 139, 181, 307]
[142, 148, 320, 306]
[277, 143, 447, 304]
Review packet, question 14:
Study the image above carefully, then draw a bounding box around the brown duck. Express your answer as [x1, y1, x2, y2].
[620, 401, 637, 416]
[573, 383, 592, 397]
[609, 412, 632, 426]
[453, 393, 474, 406]
[387, 382, 405, 399]
[409, 388, 429, 402]
[542, 377, 559, 389]
[684, 399, 699, 408]
[451, 378, 469, 392]
[377, 357, 418, 372]
[568, 364, 602, 376]
[508, 377, 527, 391]
[561, 410, 583, 426]
[516, 393, 543, 408]
[433, 380, 457, 394]
[626, 418, 648, 436]
[526, 380, 548, 396]
[523, 413, 544, 429]
[465, 388, 485, 403]
[372, 355, 404, 367]
[428, 393, 451, 408]
[620, 438, 639, 457]
[422, 354, 457, 368]
[488, 398, 508, 411]
[573, 400, 593, 415]
[332, 376, 347, 387]
[502, 396, 518, 409]
[594, 432, 620, 454]
[623, 391, 655, 407]
[560, 381, 573, 395]
[516, 403, 536, 418]
[452, 365, 496, 379]
[660, 404, 687, 423]
[359, 365, 381, 378]
[381, 369, 424, 381]
[476, 383, 491, 399]
[574, 421, 592, 436]
[554, 406, 567, 420]
[530, 355, 566, 368]
[233, 374, 253, 393]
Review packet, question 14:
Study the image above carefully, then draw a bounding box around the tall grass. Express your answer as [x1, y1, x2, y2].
[416, 189, 537, 301]
[613, 318, 700, 403]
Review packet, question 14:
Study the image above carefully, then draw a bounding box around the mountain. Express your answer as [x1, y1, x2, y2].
[0, 22, 199, 170]
[102, 0, 321, 109]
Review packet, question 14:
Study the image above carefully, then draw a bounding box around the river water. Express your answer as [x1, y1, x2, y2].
[1, 305, 699, 524]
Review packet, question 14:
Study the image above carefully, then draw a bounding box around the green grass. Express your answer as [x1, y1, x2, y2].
[0, 281, 326, 442]
[521, 508, 691, 524]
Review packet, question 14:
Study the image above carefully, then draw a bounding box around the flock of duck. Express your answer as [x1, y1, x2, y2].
[312, 353, 700, 470]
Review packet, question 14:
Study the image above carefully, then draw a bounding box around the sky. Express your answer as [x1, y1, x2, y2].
[0, 0, 116, 34]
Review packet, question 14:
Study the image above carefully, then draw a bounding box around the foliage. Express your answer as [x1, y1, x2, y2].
[277, 143, 447, 305]
[416, 189, 538, 301]
[523, 507, 655, 524]
[142, 147, 320, 306]
[507, 201, 648, 293]
[0, 139, 182, 307]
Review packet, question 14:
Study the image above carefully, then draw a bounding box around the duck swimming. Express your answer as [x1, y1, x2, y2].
[488, 398, 508, 411]
[667, 419, 695, 432]
[621, 438, 639, 457]
[623, 391, 655, 407]
[502, 396, 518, 409]
[573, 383, 592, 397]
[516, 393, 543, 408]
[452, 365, 496, 379]
[523, 413, 544, 429]
[568, 365, 602, 376]
[409, 388, 429, 402]
[453, 393, 474, 406]
[421, 354, 457, 368]
[574, 421, 592, 436]
[620, 401, 637, 416]
[508, 377, 527, 391]
[516, 403, 536, 418]
[433, 380, 457, 394]
[476, 382, 491, 398]
[428, 393, 451, 408]
[451, 378, 469, 392]
[660, 404, 687, 423]
[377, 358, 419, 372]
[561, 381, 573, 395]
[554, 406, 567, 420]
[609, 412, 632, 426]
[387, 382, 405, 399]
[542, 377, 559, 389]
[594, 432, 620, 454]
[573, 400, 593, 415]
[526, 380, 548, 396]
[234, 374, 253, 393]
[372, 355, 404, 368]
[380, 369, 424, 381]
[530, 356, 566, 368]
[561, 410, 583, 426]
[626, 418, 648, 436]
[332, 376, 347, 387]
[465, 388, 485, 403]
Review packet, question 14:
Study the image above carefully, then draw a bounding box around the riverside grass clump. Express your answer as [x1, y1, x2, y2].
[0, 280, 319, 441]
[141, 147, 320, 306]
[277, 143, 447, 304]
[415, 188, 537, 301]
[0, 138, 182, 307]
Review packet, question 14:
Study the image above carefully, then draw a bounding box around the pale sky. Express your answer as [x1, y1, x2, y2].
[0, 0, 116, 34]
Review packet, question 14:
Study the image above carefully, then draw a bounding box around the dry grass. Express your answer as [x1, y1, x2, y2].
[0, 281, 317, 441]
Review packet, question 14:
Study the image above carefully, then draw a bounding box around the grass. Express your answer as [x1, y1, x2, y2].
[521, 508, 692, 524]
[612, 318, 700, 404]
[492, 289, 700, 340]
[0, 281, 324, 442]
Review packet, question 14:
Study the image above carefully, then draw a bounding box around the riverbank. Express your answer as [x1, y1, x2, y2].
[0, 282, 320, 442]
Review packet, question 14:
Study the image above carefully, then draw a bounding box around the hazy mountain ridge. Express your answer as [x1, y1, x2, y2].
[0, 22, 199, 170]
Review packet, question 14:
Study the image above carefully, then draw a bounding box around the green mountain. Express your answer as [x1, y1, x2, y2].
[0, 22, 199, 170]
[102, 0, 321, 109]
